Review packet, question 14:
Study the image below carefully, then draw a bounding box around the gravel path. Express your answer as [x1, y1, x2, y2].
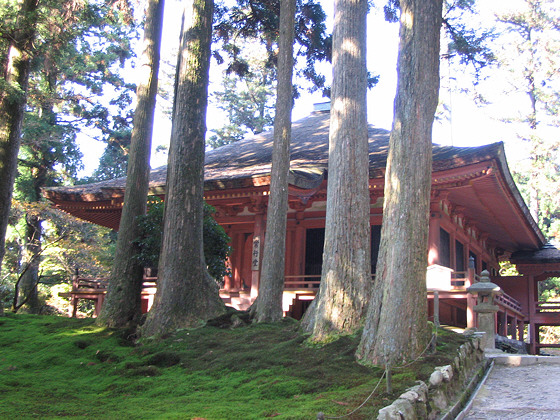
[463, 362, 560, 420]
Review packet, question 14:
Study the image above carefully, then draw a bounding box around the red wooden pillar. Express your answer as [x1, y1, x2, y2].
[70, 271, 79, 318]
[284, 229, 293, 278]
[528, 273, 537, 354]
[499, 310, 508, 336]
[292, 212, 306, 286]
[518, 320, 524, 342]
[229, 232, 245, 290]
[510, 315, 517, 339]
[70, 296, 78, 318]
[94, 294, 104, 317]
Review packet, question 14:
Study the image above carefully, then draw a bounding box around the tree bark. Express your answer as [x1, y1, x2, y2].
[357, 0, 443, 366]
[0, 0, 39, 271]
[141, 0, 226, 337]
[97, 0, 165, 329]
[252, 0, 296, 323]
[17, 74, 56, 314]
[17, 209, 42, 313]
[301, 0, 370, 341]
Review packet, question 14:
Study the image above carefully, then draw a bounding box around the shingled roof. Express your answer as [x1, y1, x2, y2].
[44, 110, 510, 202]
[42, 109, 546, 252]
[511, 243, 560, 264]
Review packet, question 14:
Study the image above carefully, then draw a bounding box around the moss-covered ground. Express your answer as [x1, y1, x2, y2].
[0, 313, 469, 419]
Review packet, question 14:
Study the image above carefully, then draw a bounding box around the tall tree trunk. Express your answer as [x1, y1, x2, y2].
[252, 0, 296, 323]
[97, 0, 165, 329]
[301, 0, 370, 341]
[17, 74, 55, 314]
[141, 0, 226, 337]
[0, 0, 39, 271]
[17, 162, 47, 313]
[357, 0, 443, 366]
[18, 213, 42, 312]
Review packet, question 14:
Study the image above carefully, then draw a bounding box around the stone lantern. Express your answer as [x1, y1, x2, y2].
[467, 270, 502, 350]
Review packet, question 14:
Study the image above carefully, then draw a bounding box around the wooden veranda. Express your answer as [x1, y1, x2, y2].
[62, 264, 529, 350]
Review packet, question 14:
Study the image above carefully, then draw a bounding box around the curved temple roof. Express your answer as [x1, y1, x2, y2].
[44, 110, 545, 253]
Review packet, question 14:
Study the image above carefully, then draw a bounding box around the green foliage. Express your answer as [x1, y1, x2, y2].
[12, 0, 138, 184]
[1, 0, 137, 312]
[495, 0, 560, 242]
[88, 130, 131, 181]
[499, 260, 519, 276]
[203, 205, 233, 282]
[0, 315, 470, 419]
[382, 0, 496, 74]
[443, 0, 496, 72]
[539, 277, 560, 301]
[513, 143, 560, 240]
[209, 0, 380, 147]
[133, 197, 164, 269]
[134, 197, 232, 282]
[16, 117, 83, 201]
[209, 46, 276, 148]
[1, 202, 116, 313]
[0, 1, 118, 314]
[383, 0, 400, 22]
[214, 0, 331, 93]
[209, 0, 331, 148]
[16, 0, 138, 143]
[39, 208, 117, 278]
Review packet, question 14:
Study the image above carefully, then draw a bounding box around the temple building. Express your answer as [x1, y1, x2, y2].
[44, 105, 560, 354]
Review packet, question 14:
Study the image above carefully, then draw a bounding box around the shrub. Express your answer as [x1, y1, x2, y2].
[134, 197, 231, 283]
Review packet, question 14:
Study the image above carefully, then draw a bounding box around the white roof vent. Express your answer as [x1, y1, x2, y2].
[313, 101, 331, 112]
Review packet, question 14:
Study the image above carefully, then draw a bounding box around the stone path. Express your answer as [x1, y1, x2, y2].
[462, 356, 560, 420]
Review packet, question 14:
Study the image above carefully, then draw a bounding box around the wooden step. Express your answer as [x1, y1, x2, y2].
[220, 290, 253, 311]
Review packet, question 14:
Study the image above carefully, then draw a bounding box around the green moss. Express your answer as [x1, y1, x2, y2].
[145, 351, 181, 367]
[0, 314, 469, 419]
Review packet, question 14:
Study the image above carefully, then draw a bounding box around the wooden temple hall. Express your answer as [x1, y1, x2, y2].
[44, 105, 560, 354]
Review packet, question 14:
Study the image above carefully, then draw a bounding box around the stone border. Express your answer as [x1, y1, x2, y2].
[453, 359, 494, 420]
[377, 335, 489, 420]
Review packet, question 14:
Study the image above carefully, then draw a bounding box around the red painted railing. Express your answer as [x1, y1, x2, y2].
[536, 301, 560, 313]
[495, 293, 524, 315]
[283, 274, 376, 290]
[283, 275, 321, 290]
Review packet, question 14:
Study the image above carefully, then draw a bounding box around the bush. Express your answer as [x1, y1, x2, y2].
[135, 197, 231, 283]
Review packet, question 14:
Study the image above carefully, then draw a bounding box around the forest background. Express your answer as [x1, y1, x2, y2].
[1, 0, 559, 319]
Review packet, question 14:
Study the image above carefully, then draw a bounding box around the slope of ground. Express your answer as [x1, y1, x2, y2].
[0, 313, 469, 419]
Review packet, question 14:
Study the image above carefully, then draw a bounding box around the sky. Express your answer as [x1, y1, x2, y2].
[78, 0, 534, 175]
